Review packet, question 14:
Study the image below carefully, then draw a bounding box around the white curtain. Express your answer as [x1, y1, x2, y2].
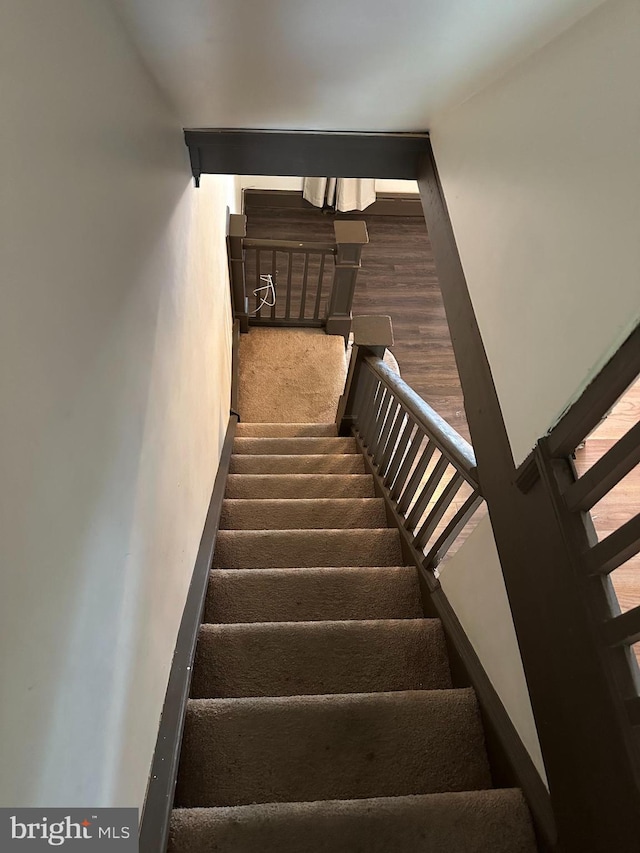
[303, 177, 376, 212]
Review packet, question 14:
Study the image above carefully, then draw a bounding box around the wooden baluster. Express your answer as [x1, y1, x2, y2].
[389, 422, 421, 499]
[396, 440, 437, 515]
[362, 379, 384, 451]
[423, 491, 484, 571]
[299, 253, 310, 320]
[254, 249, 261, 316]
[354, 369, 378, 442]
[271, 250, 277, 320]
[379, 405, 407, 477]
[373, 394, 397, 463]
[405, 455, 450, 532]
[285, 251, 293, 320]
[370, 388, 392, 458]
[414, 471, 464, 550]
[313, 252, 327, 320]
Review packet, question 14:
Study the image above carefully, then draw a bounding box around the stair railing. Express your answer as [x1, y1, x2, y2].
[227, 214, 368, 340]
[337, 315, 483, 578]
[515, 323, 640, 735]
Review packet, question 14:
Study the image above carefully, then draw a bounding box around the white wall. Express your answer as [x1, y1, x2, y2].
[439, 519, 547, 781]
[0, 0, 234, 811]
[431, 0, 640, 464]
[427, 0, 640, 785]
[113, 0, 605, 131]
[241, 176, 305, 192]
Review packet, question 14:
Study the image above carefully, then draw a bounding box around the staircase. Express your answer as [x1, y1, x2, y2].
[169, 422, 537, 852]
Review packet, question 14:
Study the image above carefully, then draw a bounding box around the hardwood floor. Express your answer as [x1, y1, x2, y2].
[244, 206, 469, 441]
[244, 204, 638, 626]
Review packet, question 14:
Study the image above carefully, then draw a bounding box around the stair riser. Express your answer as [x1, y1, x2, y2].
[220, 499, 387, 530]
[225, 475, 375, 499]
[234, 437, 358, 455]
[236, 423, 338, 438]
[212, 529, 403, 569]
[191, 620, 451, 698]
[229, 455, 365, 474]
[205, 567, 423, 623]
[169, 790, 537, 853]
[175, 690, 491, 807]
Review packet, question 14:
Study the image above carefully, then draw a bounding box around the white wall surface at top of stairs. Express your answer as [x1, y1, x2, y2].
[431, 0, 640, 466]
[1, 0, 235, 811]
[430, 0, 640, 788]
[111, 0, 605, 130]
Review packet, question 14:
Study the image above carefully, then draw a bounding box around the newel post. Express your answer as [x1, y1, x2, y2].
[227, 214, 249, 333]
[336, 315, 394, 436]
[326, 220, 369, 342]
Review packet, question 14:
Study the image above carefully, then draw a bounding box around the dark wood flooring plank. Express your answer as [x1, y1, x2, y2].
[245, 207, 469, 441]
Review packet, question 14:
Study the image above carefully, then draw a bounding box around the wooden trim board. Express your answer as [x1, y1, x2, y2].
[138, 417, 237, 853]
[184, 130, 428, 184]
[242, 188, 424, 217]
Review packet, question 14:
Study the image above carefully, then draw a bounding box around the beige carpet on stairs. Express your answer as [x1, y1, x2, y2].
[169, 423, 539, 852]
[237, 328, 347, 422]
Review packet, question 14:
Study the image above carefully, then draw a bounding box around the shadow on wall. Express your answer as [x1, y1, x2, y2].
[1, 0, 234, 811]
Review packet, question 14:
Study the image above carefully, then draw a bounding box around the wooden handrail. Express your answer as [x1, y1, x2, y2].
[228, 214, 367, 334]
[364, 356, 478, 486]
[244, 238, 337, 253]
[337, 316, 483, 575]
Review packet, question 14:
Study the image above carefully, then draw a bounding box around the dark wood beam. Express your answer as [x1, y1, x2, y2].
[183, 130, 428, 184]
[418, 141, 640, 852]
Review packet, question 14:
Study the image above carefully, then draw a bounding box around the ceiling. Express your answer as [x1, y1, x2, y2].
[112, 0, 605, 131]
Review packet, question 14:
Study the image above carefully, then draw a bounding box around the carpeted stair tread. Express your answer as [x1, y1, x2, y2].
[237, 329, 347, 422]
[236, 423, 337, 437]
[173, 418, 536, 847]
[205, 567, 423, 623]
[225, 474, 375, 499]
[174, 688, 491, 807]
[212, 528, 403, 568]
[169, 789, 538, 853]
[220, 498, 387, 530]
[191, 619, 451, 698]
[233, 436, 358, 455]
[229, 453, 365, 474]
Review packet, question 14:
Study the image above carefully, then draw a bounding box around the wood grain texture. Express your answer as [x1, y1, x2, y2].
[244, 207, 469, 441]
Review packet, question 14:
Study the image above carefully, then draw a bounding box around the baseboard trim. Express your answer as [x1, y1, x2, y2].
[243, 188, 424, 217]
[430, 585, 557, 852]
[138, 416, 237, 853]
[354, 429, 557, 852]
